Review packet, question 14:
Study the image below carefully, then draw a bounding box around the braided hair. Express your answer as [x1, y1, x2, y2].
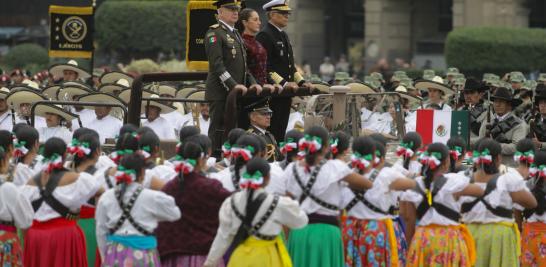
[232, 135, 263, 184]
[351, 136, 376, 174]
[419, 143, 449, 191]
[300, 126, 329, 167]
[329, 131, 350, 159]
[400, 132, 422, 169]
[447, 136, 466, 173]
[116, 153, 145, 203]
[476, 138, 501, 175]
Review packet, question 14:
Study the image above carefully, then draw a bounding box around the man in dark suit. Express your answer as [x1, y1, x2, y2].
[256, 0, 311, 142]
[205, 0, 260, 155]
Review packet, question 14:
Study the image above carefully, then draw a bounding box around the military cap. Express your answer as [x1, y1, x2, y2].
[482, 73, 499, 83]
[370, 72, 385, 82]
[400, 77, 415, 90]
[308, 74, 322, 83]
[391, 71, 408, 83]
[363, 76, 381, 90]
[521, 80, 537, 91]
[263, 0, 291, 12]
[245, 97, 273, 114]
[538, 73, 546, 83]
[446, 67, 459, 76]
[334, 72, 351, 83]
[509, 71, 526, 83]
[214, 0, 241, 9]
[423, 69, 435, 80]
[453, 77, 466, 87]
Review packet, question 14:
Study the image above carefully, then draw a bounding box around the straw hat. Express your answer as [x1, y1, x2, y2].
[347, 82, 376, 94]
[99, 71, 134, 85]
[142, 94, 176, 114]
[77, 93, 127, 114]
[0, 87, 10, 100]
[57, 82, 94, 101]
[176, 88, 197, 99]
[395, 85, 423, 103]
[42, 85, 61, 100]
[5, 87, 46, 112]
[312, 82, 330, 93]
[49, 60, 91, 79]
[35, 104, 78, 122]
[415, 76, 454, 96]
[99, 78, 131, 95]
[118, 88, 155, 104]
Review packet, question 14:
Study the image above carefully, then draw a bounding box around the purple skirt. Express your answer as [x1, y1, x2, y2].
[102, 242, 161, 267]
[161, 255, 225, 267]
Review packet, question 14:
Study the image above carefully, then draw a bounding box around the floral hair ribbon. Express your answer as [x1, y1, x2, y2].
[114, 165, 137, 184]
[279, 138, 298, 155]
[351, 152, 373, 170]
[529, 163, 539, 177]
[298, 134, 323, 156]
[396, 141, 414, 158]
[449, 146, 463, 160]
[419, 151, 442, 170]
[513, 150, 534, 164]
[139, 146, 152, 159]
[222, 142, 232, 158]
[176, 142, 183, 154]
[475, 149, 492, 165]
[373, 150, 381, 167]
[13, 137, 28, 158]
[536, 164, 546, 179]
[41, 153, 63, 174]
[231, 145, 255, 161]
[330, 138, 339, 155]
[109, 149, 134, 164]
[172, 155, 196, 175]
[67, 139, 91, 158]
[239, 170, 264, 189]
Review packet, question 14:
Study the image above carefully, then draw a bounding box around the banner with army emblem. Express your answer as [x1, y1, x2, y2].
[416, 110, 469, 145]
[49, 5, 94, 58]
[186, 1, 217, 71]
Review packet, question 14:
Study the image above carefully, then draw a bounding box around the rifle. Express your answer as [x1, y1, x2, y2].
[485, 88, 492, 138]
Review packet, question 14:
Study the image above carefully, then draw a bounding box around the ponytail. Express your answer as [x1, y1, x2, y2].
[299, 126, 329, 168]
[476, 138, 501, 175]
[419, 143, 449, 204]
[399, 132, 422, 170]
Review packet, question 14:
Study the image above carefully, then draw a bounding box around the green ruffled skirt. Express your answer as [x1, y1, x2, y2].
[288, 223, 343, 267]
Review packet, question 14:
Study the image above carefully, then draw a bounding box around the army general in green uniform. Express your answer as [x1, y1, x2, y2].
[245, 97, 282, 162]
[205, 0, 260, 155]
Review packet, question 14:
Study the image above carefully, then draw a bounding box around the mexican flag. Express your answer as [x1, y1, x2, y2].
[416, 110, 469, 145]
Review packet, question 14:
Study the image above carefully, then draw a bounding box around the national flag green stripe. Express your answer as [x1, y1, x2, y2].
[450, 110, 469, 144]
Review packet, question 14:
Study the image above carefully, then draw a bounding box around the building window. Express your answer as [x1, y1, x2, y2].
[529, 0, 546, 28]
[438, 0, 453, 32]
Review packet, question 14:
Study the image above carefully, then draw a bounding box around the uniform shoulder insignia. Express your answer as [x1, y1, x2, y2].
[210, 24, 219, 29]
[246, 128, 255, 134]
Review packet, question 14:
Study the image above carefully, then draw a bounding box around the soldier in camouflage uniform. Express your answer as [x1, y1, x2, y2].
[514, 80, 536, 122]
[459, 78, 488, 145]
[204, 0, 259, 154]
[530, 85, 546, 149]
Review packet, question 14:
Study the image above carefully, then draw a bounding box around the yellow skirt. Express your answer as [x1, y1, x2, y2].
[228, 235, 292, 267]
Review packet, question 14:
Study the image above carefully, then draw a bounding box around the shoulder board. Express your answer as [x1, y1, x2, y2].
[246, 128, 255, 133]
[210, 24, 219, 29]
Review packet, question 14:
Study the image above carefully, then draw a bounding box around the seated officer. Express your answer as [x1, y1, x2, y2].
[479, 87, 528, 156]
[245, 98, 281, 162]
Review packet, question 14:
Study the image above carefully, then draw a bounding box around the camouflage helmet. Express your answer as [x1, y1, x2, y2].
[370, 72, 385, 82]
[446, 67, 459, 76]
[422, 69, 435, 80]
[509, 71, 526, 83]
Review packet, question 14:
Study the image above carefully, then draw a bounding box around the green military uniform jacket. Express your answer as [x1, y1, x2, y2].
[479, 112, 529, 155]
[204, 20, 256, 101]
[247, 124, 282, 162]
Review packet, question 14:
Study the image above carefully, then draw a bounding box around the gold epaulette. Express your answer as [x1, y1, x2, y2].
[210, 24, 219, 29]
[269, 72, 286, 85]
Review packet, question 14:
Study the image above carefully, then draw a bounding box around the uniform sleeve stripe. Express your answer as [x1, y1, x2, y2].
[220, 72, 232, 82]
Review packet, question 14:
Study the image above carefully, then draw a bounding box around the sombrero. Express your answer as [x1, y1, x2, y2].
[57, 82, 94, 101]
[395, 85, 423, 104]
[42, 85, 61, 100]
[77, 93, 127, 114]
[99, 71, 134, 85]
[0, 87, 10, 100]
[99, 78, 131, 95]
[157, 85, 177, 97]
[415, 76, 454, 96]
[347, 82, 376, 94]
[35, 104, 78, 122]
[142, 94, 176, 114]
[6, 87, 46, 112]
[176, 88, 197, 99]
[49, 60, 91, 80]
[118, 88, 155, 104]
[312, 82, 330, 93]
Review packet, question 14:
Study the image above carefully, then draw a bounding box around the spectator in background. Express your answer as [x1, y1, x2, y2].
[319, 56, 335, 82]
[302, 60, 312, 78]
[335, 54, 350, 73]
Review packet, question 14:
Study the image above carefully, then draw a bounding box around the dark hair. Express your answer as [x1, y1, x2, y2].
[138, 131, 160, 156]
[233, 134, 262, 183]
[401, 132, 422, 169]
[532, 151, 546, 194]
[330, 131, 350, 159]
[351, 136, 376, 174]
[73, 133, 100, 168]
[119, 124, 138, 137]
[176, 140, 204, 192]
[227, 128, 246, 146]
[301, 126, 329, 167]
[515, 138, 536, 167]
[43, 137, 66, 159]
[447, 136, 467, 173]
[14, 125, 39, 163]
[181, 135, 209, 158]
[0, 130, 13, 168]
[283, 130, 304, 163]
[12, 123, 28, 134]
[369, 133, 388, 147]
[420, 143, 449, 190]
[374, 140, 385, 161]
[117, 153, 146, 202]
[115, 132, 139, 151]
[72, 127, 99, 140]
[136, 126, 154, 135]
[477, 138, 501, 174]
[179, 126, 200, 143]
[235, 8, 257, 33]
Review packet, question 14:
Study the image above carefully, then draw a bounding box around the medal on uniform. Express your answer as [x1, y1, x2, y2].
[232, 47, 236, 58]
[280, 49, 284, 57]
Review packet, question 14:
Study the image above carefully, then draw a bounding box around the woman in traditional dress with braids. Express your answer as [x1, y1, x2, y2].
[0, 130, 33, 266]
[205, 157, 308, 267]
[403, 143, 483, 267]
[284, 126, 373, 267]
[13, 124, 42, 186]
[156, 137, 230, 266]
[342, 136, 415, 267]
[95, 152, 180, 266]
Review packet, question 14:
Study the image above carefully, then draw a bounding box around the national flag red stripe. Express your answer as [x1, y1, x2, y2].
[416, 109, 434, 144]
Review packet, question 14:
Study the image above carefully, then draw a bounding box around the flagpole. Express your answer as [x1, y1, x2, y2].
[89, 0, 96, 75]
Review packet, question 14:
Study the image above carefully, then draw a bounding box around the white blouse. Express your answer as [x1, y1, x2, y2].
[147, 164, 176, 183]
[20, 172, 101, 221]
[0, 181, 34, 229]
[460, 171, 526, 224]
[205, 189, 308, 266]
[392, 159, 422, 178]
[210, 167, 236, 192]
[402, 173, 469, 226]
[265, 162, 287, 196]
[141, 117, 176, 140]
[342, 167, 404, 220]
[38, 126, 72, 144]
[285, 160, 352, 216]
[13, 160, 42, 187]
[95, 183, 181, 257]
[88, 115, 122, 144]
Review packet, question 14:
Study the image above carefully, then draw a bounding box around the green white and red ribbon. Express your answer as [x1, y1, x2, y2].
[279, 138, 298, 155]
[298, 134, 322, 155]
[419, 151, 442, 170]
[13, 137, 28, 158]
[140, 146, 151, 159]
[172, 155, 196, 175]
[67, 139, 91, 158]
[351, 152, 373, 170]
[176, 142, 183, 154]
[514, 150, 534, 164]
[222, 142, 232, 158]
[330, 138, 339, 155]
[239, 170, 264, 189]
[537, 164, 546, 179]
[231, 145, 254, 161]
[109, 149, 134, 164]
[396, 141, 414, 158]
[475, 149, 492, 165]
[373, 150, 381, 167]
[449, 146, 463, 160]
[529, 163, 538, 177]
[41, 153, 63, 174]
[114, 166, 137, 184]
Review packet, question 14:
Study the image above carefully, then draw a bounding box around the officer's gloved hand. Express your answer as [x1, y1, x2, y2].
[234, 84, 248, 95]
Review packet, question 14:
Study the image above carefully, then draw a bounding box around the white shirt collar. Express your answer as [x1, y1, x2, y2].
[219, 20, 235, 32]
[496, 112, 510, 121]
[252, 125, 266, 134]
